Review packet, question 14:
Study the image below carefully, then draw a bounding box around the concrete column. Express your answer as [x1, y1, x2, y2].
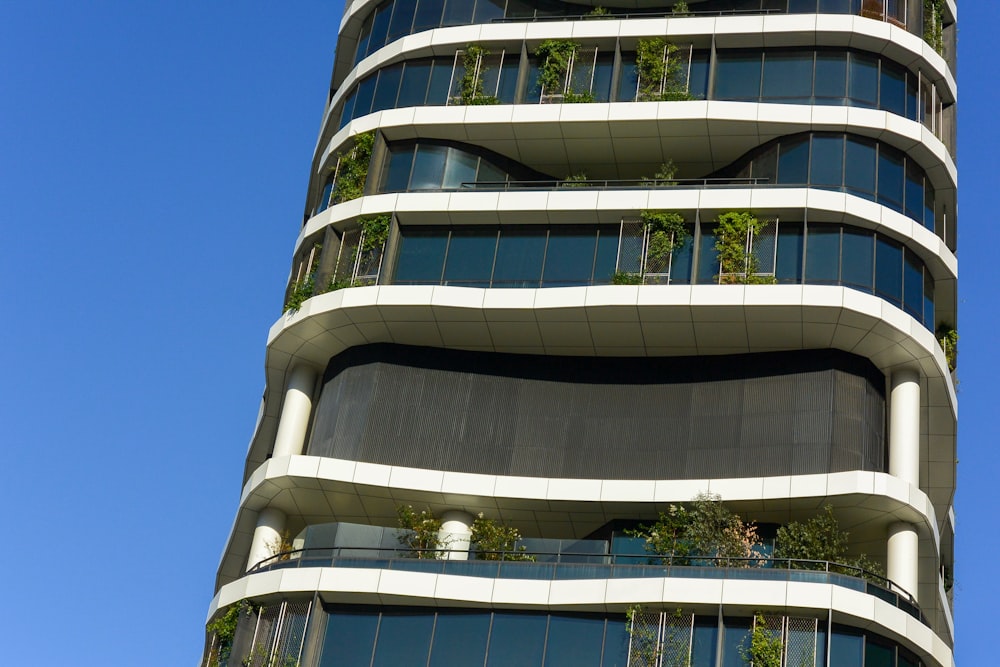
[246, 507, 287, 572]
[886, 521, 919, 603]
[272, 365, 317, 458]
[438, 510, 475, 560]
[889, 369, 920, 487]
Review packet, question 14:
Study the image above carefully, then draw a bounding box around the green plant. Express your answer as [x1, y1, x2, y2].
[396, 505, 443, 558]
[359, 213, 391, 252]
[671, 1, 691, 15]
[207, 601, 252, 667]
[456, 44, 498, 105]
[266, 530, 295, 561]
[331, 131, 375, 205]
[613, 270, 643, 285]
[740, 616, 783, 667]
[641, 209, 687, 263]
[774, 505, 884, 583]
[635, 38, 691, 101]
[283, 274, 315, 312]
[626, 605, 663, 667]
[586, 6, 609, 17]
[560, 172, 589, 187]
[936, 323, 958, 371]
[923, 0, 944, 55]
[713, 211, 775, 284]
[535, 39, 592, 102]
[470, 513, 535, 561]
[628, 492, 763, 567]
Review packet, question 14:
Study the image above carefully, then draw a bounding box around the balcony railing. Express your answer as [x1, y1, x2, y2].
[248, 547, 924, 624]
[454, 177, 767, 191]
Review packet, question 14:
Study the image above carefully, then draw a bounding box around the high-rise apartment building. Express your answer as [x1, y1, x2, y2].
[203, 1, 958, 665]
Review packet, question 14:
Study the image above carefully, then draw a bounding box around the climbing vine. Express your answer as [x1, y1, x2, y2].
[713, 211, 774, 284]
[206, 601, 253, 667]
[331, 131, 375, 204]
[283, 273, 315, 312]
[535, 39, 592, 102]
[636, 38, 691, 101]
[740, 616, 783, 667]
[936, 323, 958, 371]
[923, 0, 944, 55]
[359, 214, 391, 252]
[457, 44, 498, 105]
[641, 209, 688, 263]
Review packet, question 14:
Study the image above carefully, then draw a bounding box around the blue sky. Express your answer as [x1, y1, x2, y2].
[0, 2, 995, 665]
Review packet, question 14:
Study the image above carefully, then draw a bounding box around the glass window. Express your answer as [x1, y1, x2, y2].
[594, 225, 621, 284]
[617, 55, 639, 102]
[691, 618, 719, 667]
[721, 618, 751, 667]
[413, 0, 445, 31]
[601, 619, 630, 667]
[544, 615, 605, 667]
[865, 639, 894, 667]
[905, 160, 925, 224]
[903, 249, 924, 320]
[829, 629, 863, 667]
[317, 174, 334, 214]
[875, 236, 903, 307]
[810, 134, 845, 186]
[497, 53, 520, 103]
[441, 0, 474, 26]
[845, 136, 877, 199]
[820, 0, 857, 11]
[381, 143, 415, 192]
[805, 223, 840, 283]
[848, 52, 879, 108]
[387, 0, 417, 41]
[410, 143, 449, 189]
[394, 228, 448, 283]
[355, 13, 374, 65]
[592, 52, 615, 102]
[486, 612, 547, 667]
[427, 58, 454, 105]
[429, 611, 491, 667]
[788, 0, 817, 12]
[319, 608, 379, 667]
[923, 183, 935, 231]
[339, 89, 358, 129]
[669, 228, 695, 284]
[368, 2, 393, 55]
[924, 271, 935, 327]
[443, 228, 498, 286]
[371, 63, 403, 112]
[443, 147, 479, 188]
[543, 226, 598, 286]
[715, 50, 762, 100]
[752, 145, 778, 185]
[881, 61, 907, 117]
[373, 610, 434, 666]
[476, 158, 506, 184]
[905, 71, 919, 121]
[688, 50, 711, 100]
[877, 148, 905, 212]
[473, 0, 506, 23]
[353, 73, 378, 118]
[776, 222, 804, 284]
[762, 50, 814, 102]
[841, 228, 874, 292]
[777, 136, 809, 184]
[696, 224, 719, 284]
[492, 227, 547, 287]
[398, 59, 433, 107]
[814, 50, 847, 101]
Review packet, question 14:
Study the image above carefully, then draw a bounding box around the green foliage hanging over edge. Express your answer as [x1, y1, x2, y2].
[936, 322, 958, 371]
[534, 39, 593, 102]
[458, 44, 498, 105]
[359, 213, 391, 252]
[635, 38, 691, 102]
[641, 209, 688, 263]
[713, 211, 775, 284]
[331, 131, 375, 205]
[923, 0, 944, 55]
[283, 273, 315, 312]
[206, 600, 253, 667]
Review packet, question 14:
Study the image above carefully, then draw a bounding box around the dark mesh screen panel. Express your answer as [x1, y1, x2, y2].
[306, 345, 886, 480]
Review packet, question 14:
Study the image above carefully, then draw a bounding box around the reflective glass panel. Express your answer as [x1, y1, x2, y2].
[753, 145, 778, 185]
[875, 236, 903, 307]
[492, 227, 546, 287]
[881, 61, 907, 117]
[689, 50, 711, 100]
[368, 2, 393, 55]
[372, 610, 434, 666]
[788, 0, 817, 12]
[413, 0, 445, 31]
[762, 50, 814, 101]
[805, 223, 840, 283]
[810, 134, 845, 186]
[814, 50, 848, 101]
[429, 611, 491, 667]
[905, 160, 924, 223]
[473, 0, 505, 23]
[592, 52, 615, 102]
[691, 618, 719, 667]
[617, 56, 639, 102]
[394, 228, 448, 283]
[427, 58, 454, 104]
[820, 0, 856, 10]
[865, 640, 894, 667]
[397, 59, 432, 107]
[355, 13, 374, 65]
[721, 618, 751, 667]
[387, 0, 417, 41]
[544, 615, 605, 667]
[924, 271, 935, 327]
[441, 0, 474, 26]
[543, 226, 598, 286]
[443, 228, 497, 286]
[371, 63, 403, 112]
[594, 225, 621, 284]
[497, 53, 520, 103]
[486, 612, 547, 667]
[410, 143, 448, 189]
[904, 249, 924, 320]
[697, 225, 719, 284]
[670, 228, 695, 284]
[924, 178, 935, 230]
[339, 89, 357, 129]
[715, 50, 762, 100]
[848, 52, 879, 108]
[776, 222, 804, 284]
[381, 143, 415, 192]
[840, 228, 874, 292]
[877, 148, 905, 212]
[443, 147, 479, 188]
[601, 619, 631, 667]
[353, 74, 377, 118]
[777, 136, 809, 184]
[845, 136, 877, 199]
[319, 608, 378, 667]
[829, 630, 863, 667]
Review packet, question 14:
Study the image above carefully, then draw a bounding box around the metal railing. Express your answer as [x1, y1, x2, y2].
[492, 8, 782, 23]
[249, 547, 924, 623]
[454, 177, 767, 191]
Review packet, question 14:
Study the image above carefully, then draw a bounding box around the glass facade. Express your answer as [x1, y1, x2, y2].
[388, 221, 935, 327]
[378, 139, 547, 192]
[350, 0, 930, 65]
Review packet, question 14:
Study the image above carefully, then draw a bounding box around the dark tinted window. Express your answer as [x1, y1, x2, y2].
[875, 236, 903, 306]
[814, 50, 847, 100]
[387, 0, 417, 42]
[777, 136, 809, 184]
[493, 228, 546, 287]
[443, 228, 497, 286]
[397, 59, 432, 107]
[544, 226, 598, 286]
[413, 0, 445, 31]
[372, 610, 433, 666]
[840, 228, 873, 291]
[486, 612, 546, 667]
[544, 615, 605, 667]
[845, 136, 877, 199]
[715, 51, 762, 100]
[410, 143, 448, 189]
[319, 608, 378, 667]
[810, 134, 844, 186]
[762, 50, 813, 101]
[394, 228, 448, 283]
[848, 52, 879, 107]
[429, 611, 491, 667]
[371, 63, 403, 112]
[805, 223, 840, 283]
[877, 148, 905, 212]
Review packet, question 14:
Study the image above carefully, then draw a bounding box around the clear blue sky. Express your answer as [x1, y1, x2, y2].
[0, 2, 994, 665]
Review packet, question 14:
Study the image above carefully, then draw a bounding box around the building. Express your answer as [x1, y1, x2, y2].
[203, 1, 958, 665]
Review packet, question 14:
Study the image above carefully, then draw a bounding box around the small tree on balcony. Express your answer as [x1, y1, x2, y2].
[396, 505, 443, 558]
[774, 505, 885, 582]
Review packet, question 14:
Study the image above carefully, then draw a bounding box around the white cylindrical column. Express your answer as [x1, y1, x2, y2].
[886, 521, 919, 603]
[246, 507, 287, 572]
[272, 365, 317, 458]
[889, 369, 920, 487]
[438, 510, 475, 560]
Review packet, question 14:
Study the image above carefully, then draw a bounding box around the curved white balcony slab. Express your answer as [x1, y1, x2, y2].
[299, 189, 957, 280]
[206, 567, 954, 667]
[321, 102, 957, 195]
